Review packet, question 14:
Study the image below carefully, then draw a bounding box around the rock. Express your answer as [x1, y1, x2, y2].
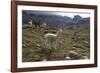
[84, 41, 88, 44]
[68, 50, 80, 60]
[69, 51, 78, 55]
[72, 46, 76, 49]
[72, 44, 76, 46]
[82, 56, 88, 59]
[65, 56, 71, 60]
[42, 59, 47, 61]
[36, 44, 41, 47]
[23, 44, 26, 47]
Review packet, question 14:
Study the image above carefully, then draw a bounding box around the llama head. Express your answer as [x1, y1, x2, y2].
[58, 29, 62, 32]
[58, 29, 62, 34]
[56, 29, 62, 37]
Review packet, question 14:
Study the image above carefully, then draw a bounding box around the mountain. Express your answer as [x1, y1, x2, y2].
[22, 11, 90, 28]
[73, 15, 82, 23]
[65, 15, 90, 26]
[22, 11, 72, 28]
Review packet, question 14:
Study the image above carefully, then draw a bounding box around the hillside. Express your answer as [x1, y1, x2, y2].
[22, 24, 90, 62]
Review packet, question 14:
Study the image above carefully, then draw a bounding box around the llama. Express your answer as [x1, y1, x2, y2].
[41, 22, 47, 29]
[33, 21, 41, 28]
[44, 29, 62, 49]
[28, 19, 33, 26]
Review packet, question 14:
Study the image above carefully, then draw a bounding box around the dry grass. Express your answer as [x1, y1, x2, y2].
[22, 25, 90, 62]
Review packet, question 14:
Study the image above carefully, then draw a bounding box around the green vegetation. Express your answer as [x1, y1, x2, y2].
[22, 25, 90, 62]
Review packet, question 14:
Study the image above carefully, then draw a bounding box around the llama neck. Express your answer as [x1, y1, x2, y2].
[56, 30, 60, 37]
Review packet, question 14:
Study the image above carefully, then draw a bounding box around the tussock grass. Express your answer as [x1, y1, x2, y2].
[22, 25, 90, 62]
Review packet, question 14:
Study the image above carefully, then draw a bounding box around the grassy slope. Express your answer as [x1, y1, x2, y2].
[22, 25, 90, 62]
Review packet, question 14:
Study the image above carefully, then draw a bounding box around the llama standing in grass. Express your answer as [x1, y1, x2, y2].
[28, 19, 33, 27]
[41, 22, 47, 29]
[44, 29, 62, 50]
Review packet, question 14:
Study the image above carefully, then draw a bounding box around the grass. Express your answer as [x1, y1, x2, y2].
[22, 24, 90, 62]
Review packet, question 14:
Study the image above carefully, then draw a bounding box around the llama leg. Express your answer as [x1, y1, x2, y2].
[48, 40, 50, 49]
[45, 39, 50, 49]
[44, 38, 46, 47]
[48, 40, 51, 49]
[44, 39, 46, 48]
[49, 39, 52, 49]
[55, 41, 57, 49]
[44, 38, 47, 48]
[51, 40, 54, 49]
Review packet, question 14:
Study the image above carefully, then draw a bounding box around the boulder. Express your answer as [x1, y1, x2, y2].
[68, 50, 80, 60]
